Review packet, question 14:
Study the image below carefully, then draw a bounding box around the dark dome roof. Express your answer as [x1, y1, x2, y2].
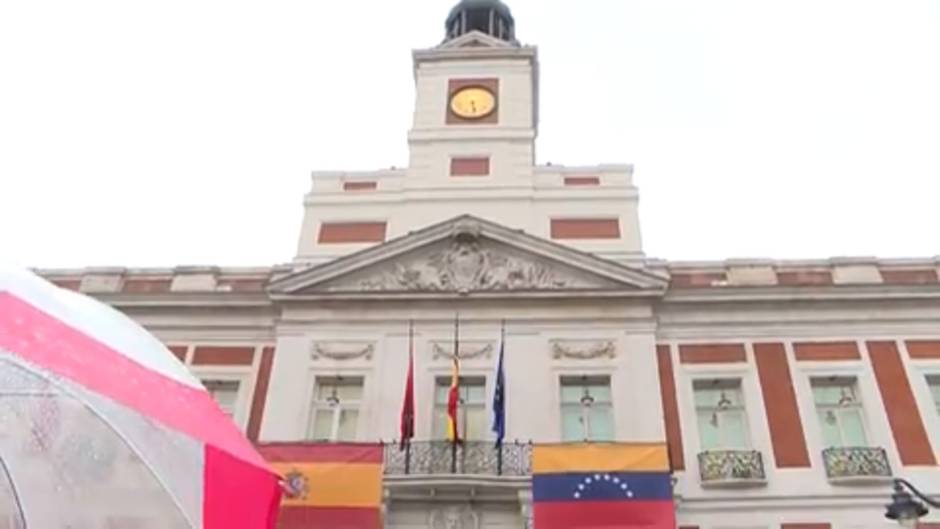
[445, 0, 516, 43]
[446, 0, 513, 24]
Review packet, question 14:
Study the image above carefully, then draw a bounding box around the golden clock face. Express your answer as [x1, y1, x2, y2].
[449, 86, 497, 120]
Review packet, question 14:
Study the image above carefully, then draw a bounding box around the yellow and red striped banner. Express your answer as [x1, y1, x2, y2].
[259, 443, 383, 529]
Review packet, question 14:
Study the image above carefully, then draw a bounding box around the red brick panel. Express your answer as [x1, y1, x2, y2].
[318, 222, 387, 244]
[880, 269, 939, 285]
[776, 270, 834, 286]
[670, 272, 726, 288]
[906, 341, 940, 359]
[678, 343, 747, 364]
[191, 346, 255, 366]
[167, 345, 188, 361]
[656, 345, 685, 470]
[782, 524, 830, 529]
[343, 181, 377, 191]
[793, 341, 860, 361]
[122, 279, 173, 294]
[564, 176, 600, 186]
[754, 343, 811, 468]
[247, 346, 276, 441]
[51, 279, 82, 291]
[450, 157, 490, 176]
[868, 341, 936, 465]
[550, 219, 620, 240]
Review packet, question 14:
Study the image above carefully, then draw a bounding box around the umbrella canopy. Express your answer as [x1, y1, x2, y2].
[0, 266, 282, 528]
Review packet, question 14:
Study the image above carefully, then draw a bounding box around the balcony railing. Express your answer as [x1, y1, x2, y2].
[697, 450, 766, 485]
[822, 446, 891, 482]
[384, 441, 532, 477]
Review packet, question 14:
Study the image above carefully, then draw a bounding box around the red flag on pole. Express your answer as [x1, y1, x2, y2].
[400, 321, 415, 450]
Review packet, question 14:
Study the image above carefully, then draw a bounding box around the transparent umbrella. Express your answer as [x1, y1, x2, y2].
[0, 266, 281, 528]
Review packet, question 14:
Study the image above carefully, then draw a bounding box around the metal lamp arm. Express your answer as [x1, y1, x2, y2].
[896, 478, 940, 508]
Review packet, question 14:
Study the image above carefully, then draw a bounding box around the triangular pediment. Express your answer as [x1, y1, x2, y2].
[438, 31, 515, 50]
[270, 216, 668, 298]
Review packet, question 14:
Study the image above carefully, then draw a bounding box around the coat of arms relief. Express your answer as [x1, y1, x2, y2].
[428, 505, 480, 529]
[329, 224, 606, 293]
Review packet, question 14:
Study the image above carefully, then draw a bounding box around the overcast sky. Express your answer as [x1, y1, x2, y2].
[2, 0, 938, 268]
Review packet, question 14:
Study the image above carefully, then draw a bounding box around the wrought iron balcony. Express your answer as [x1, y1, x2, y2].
[822, 446, 891, 482]
[697, 450, 766, 486]
[384, 440, 532, 477]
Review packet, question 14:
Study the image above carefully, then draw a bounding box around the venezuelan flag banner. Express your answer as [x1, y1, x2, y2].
[532, 443, 676, 529]
[258, 443, 383, 529]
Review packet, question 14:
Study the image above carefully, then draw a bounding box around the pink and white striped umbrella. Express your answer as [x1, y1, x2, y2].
[0, 266, 281, 528]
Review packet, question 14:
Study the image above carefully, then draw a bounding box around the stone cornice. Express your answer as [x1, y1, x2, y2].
[662, 284, 940, 304]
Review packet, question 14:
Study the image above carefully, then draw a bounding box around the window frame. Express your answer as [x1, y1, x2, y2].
[925, 374, 940, 418]
[307, 376, 365, 442]
[692, 378, 751, 451]
[810, 375, 870, 448]
[558, 375, 614, 442]
[192, 368, 252, 430]
[432, 375, 488, 441]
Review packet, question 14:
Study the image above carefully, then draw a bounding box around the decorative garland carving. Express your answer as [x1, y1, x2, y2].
[311, 342, 375, 361]
[431, 341, 494, 361]
[550, 340, 616, 360]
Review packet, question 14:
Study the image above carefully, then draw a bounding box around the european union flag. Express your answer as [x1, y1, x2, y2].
[491, 327, 506, 448]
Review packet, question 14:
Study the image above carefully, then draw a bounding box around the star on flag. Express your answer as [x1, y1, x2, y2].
[571, 473, 634, 500]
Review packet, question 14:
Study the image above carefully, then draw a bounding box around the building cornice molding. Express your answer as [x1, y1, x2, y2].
[663, 284, 940, 304]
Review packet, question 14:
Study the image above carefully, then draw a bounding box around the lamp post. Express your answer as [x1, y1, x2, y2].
[885, 478, 933, 529]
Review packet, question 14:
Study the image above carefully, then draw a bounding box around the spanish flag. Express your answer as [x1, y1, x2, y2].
[259, 443, 383, 529]
[447, 315, 460, 443]
[533, 443, 675, 529]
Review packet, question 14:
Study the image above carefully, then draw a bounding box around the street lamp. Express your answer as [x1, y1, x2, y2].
[885, 478, 932, 529]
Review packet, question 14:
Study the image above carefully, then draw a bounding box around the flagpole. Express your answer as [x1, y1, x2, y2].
[451, 312, 459, 474]
[405, 320, 413, 474]
[496, 319, 505, 476]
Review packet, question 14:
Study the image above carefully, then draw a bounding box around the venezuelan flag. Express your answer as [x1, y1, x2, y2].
[532, 443, 676, 529]
[259, 443, 383, 529]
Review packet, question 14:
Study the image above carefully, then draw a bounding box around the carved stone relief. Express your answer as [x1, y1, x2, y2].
[550, 340, 617, 360]
[431, 341, 494, 361]
[324, 223, 609, 293]
[310, 342, 375, 361]
[428, 505, 480, 529]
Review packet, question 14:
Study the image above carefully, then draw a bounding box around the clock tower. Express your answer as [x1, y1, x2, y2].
[297, 0, 644, 264]
[407, 0, 538, 185]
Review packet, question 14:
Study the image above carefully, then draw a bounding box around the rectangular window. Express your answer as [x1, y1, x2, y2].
[550, 219, 621, 240]
[317, 222, 387, 244]
[926, 375, 940, 417]
[450, 157, 490, 177]
[560, 376, 613, 442]
[693, 379, 749, 450]
[307, 377, 363, 442]
[812, 377, 868, 447]
[202, 379, 240, 418]
[433, 377, 486, 440]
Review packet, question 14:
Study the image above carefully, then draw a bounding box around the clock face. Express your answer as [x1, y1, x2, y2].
[449, 86, 497, 120]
